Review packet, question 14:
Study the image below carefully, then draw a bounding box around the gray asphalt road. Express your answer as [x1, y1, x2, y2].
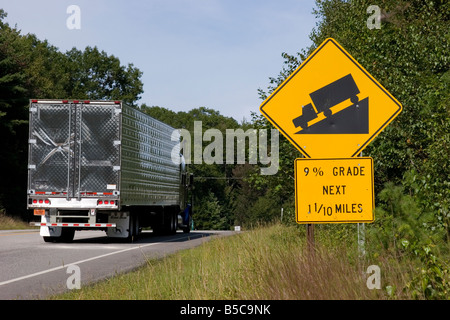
[0, 229, 235, 300]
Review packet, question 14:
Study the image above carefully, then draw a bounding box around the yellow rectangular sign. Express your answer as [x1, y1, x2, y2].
[295, 158, 374, 224]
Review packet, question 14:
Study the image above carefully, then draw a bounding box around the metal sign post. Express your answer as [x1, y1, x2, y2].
[357, 152, 366, 258]
[357, 222, 366, 257]
[307, 223, 315, 258]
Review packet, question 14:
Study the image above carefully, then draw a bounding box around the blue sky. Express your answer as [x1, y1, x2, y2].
[1, 0, 318, 122]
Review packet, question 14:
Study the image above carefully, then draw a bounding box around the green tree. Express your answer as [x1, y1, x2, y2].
[65, 46, 143, 106]
[0, 10, 30, 218]
[21, 35, 69, 99]
[193, 191, 228, 230]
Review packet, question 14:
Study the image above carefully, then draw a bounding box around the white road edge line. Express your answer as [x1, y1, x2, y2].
[0, 234, 200, 287]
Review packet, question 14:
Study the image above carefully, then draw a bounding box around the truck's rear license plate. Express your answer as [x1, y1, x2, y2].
[34, 209, 45, 216]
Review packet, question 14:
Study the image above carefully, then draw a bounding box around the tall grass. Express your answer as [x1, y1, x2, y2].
[0, 211, 34, 230]
[56, 223, 419, 300]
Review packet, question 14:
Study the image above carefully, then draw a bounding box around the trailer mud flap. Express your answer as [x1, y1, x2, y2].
[107, 212, 130, 238]
[39, 215, 62, 237]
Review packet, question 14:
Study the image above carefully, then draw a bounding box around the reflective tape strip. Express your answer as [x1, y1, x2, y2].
[31, 222, 116, 228]
[80, 192, 114, 195]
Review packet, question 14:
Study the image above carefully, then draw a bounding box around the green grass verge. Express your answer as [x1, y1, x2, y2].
[54, 223, 423, 300]
[0, 212, 35, 230]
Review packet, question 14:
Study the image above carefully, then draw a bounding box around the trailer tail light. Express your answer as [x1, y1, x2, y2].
[30, 198, 51, 205]
[97, 200, 116, 206]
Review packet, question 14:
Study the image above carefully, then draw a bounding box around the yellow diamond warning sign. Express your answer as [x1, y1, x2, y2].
[295, 158, 374, 224]
[260, 38, 402, 158]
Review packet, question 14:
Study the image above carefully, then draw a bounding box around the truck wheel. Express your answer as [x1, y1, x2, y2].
[168, 211, 177, 235]
[183, 213, 192, 233]
[43, 228, 75, 243]
[298, 120, 308, 130]
[60, 228, 75, 243]
[163, 208, 178, 235]
[126, 213, 139, 242]
[173, 211, 178, 234]
[132, 213, 140, 238]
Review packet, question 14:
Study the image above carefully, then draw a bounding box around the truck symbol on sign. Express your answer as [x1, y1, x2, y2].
[292, 74, 361, 131]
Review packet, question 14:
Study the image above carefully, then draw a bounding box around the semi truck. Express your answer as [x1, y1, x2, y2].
[292, 74, 360, 130]
[27, 100, 193, 242]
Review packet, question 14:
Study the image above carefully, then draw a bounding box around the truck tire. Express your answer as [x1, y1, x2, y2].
[323, 109, 332, 118]
[60, 228, 75, 243]
[172, 211, 178, 234]
[167, 210, 177, 235]
[43, 228, 75, 243]
[126, 212, 139, 242]
[182, 221, 191, 233]
[43, 236, 54, 243]
[153, 207, 178, 235]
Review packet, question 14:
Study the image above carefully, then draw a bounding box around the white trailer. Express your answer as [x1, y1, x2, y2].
[27, 100, 193, 242]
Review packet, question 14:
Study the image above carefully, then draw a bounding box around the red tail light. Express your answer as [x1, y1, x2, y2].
[97, 200, 115, 206]
[31, 198, 50, 205]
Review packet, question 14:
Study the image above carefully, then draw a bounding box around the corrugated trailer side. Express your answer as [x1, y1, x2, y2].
[120, 104, 182, 207]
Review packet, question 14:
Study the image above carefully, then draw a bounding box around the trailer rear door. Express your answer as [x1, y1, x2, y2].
[28, 101, 121, 199]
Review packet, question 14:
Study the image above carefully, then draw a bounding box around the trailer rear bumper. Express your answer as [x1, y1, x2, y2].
[31, 211, 132, 239]
[30, 222, 116, 227]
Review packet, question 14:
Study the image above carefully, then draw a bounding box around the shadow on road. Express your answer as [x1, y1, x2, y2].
[70, 230, 230, 245]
